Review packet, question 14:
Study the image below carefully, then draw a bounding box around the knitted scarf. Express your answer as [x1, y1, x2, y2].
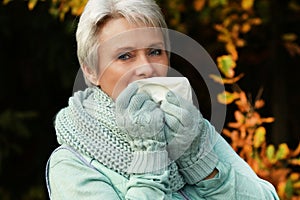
[54, 86, 185, 191]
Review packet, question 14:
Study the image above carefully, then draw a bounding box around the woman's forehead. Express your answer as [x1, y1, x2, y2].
[98, 17, 165, 46]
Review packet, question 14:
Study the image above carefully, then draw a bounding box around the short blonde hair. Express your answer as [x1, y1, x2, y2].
[76, 0, 168, 86]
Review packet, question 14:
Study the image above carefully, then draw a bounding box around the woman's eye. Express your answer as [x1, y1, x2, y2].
[118, 53, 131, 60]
[149, 49, 162, 56]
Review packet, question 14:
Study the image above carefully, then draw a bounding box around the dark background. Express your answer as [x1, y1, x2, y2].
[0, 1, 299, 199]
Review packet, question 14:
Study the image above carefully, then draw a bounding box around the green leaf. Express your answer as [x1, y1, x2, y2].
[285, 179, 294, 199]
[209, 0, 228, 7]
[253, 127, 266, 148]
[266, 144, 275, 160]
[217, 55, 236, 78]
[276, 143, 290, 160]
[217, 91, 239, 104]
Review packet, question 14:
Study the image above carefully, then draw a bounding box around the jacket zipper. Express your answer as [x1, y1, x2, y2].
[178, 189, 190, 200]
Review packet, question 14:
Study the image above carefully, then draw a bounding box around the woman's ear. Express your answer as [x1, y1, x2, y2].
[81, 65, 98, 85]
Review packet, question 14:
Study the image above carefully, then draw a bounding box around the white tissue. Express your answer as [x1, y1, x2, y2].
[134, 77, 192, 103]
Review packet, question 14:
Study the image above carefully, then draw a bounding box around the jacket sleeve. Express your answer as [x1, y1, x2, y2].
[47, 146, 172, 200]
[47, 147, 124, 200]
[189, 134, 280, 199]
[125, 171, 172, 200]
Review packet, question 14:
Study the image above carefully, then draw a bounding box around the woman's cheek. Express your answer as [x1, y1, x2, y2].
[110, 70, 135, 99]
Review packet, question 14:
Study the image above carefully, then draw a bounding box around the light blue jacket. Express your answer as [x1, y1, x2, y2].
[46, 134, 279, 199]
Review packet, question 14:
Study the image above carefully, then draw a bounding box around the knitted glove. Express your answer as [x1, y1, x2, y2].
[116, 83, 168, 174]
[160, 91, 218, 184]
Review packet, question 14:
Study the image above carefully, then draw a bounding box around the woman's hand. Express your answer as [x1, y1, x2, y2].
[161, 91, 219, 183]
[160, 91, 203, 161]
[115, 83, 168, 174]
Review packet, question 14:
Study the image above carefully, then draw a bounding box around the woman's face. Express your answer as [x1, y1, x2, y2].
[95, 17, 169, 100]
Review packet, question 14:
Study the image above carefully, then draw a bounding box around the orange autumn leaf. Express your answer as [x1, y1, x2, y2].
[228, 122, 241, 129]
[260, 117, 275, 124]
[28, 0, 38, 10]
[240, 125, 247, 139]
[284, 42, 300, 56]
[293, 180, 300, 189]
[245, 112, 260, 127]
[289, 159, 300, 166]
[209, 74, 224, 84]
[241, 22, 251, 33]
[234, 110, 245, 124]
[270, 168, 291, 185]
[2, 0, 11, 5]
[254, 99, 265, 109]
[290, 173, 300, 181]
[217, 91, 240, 104]
[230, 130, 240, 150]
[277, 181, 286, 199]
[291, 142, 300, 157]
[209, 73, 244, 85]
[193, 0, 205, 11]
[222, 128, 232, 138]
[250, 18, 262, 26]
[235, 92, 251, 112]
[217, 33, 230, 43]
[273, 168, 291, 199]
[235, 38, 246, 47]
[248, 158, 260, 173]
[225, 43, 238, 61]
[241, 0, 254, 10]
[224, 73, 244, 84]
[282, 33, 298, 42]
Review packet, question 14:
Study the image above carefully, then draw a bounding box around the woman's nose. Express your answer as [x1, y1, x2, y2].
[135, 55, 155, 78]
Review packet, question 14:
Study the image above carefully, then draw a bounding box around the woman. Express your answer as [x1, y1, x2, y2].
[46, 0, 279, 199]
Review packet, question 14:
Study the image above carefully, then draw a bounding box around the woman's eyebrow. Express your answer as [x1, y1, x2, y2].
[114, 46, 135, 53]
[148, 42, 165, 48]
[111, 41, 165, 54]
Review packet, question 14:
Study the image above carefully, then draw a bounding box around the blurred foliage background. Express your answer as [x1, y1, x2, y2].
[0, 0, 299, 199]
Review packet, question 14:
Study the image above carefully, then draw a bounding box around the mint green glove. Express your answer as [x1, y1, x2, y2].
[160, 91, 201, 160]
[115, 83, 168, 174]
[161, 91, 218, 184]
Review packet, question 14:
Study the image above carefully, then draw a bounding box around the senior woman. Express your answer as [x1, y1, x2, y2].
[46, 0, 279, 199]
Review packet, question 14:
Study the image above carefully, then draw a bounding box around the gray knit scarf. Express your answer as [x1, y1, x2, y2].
[54, 86, 185, 191]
